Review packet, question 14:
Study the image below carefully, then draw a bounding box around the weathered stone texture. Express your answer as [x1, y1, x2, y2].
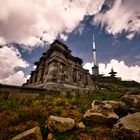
[121, 95, 140, 109]
[113, 112, 140, 140]
[11, 126, 42, 140]
[84, 100, 119, 125]
[24, 40, 93, 91]
[46, 115, 75, 132]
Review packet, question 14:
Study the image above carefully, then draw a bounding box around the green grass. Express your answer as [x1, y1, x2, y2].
[116, 79, 140, 88]
[0, 90, 123, 140]
[54, 107, 62, 116]
[54, 130, 79, 140]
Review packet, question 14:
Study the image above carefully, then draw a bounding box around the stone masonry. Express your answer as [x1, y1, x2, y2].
[24, 40, 94, 91]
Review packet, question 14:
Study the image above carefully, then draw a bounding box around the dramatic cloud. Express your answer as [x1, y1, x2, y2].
[0, 71, 29, 86]
[0, 37, 6, 46]
[83, 59, 140, 83]
[94, 0, 140, 39]
[0, 0, 105, 48]
[0, 45, 29, 85]
[83, 62, 93, 74]
[74, 23, 85, 35]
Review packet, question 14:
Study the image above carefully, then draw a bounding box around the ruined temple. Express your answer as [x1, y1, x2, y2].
[24, 40, 94, 91]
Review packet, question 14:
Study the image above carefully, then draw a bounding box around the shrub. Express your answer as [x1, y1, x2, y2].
[38, 116, 48, 140]
[47, 101, 53, 106]
[70, 97, 79, 105]
[54, 107, 62, 116]
[115, 105, 129, 117]
[56, 100, 65, 106]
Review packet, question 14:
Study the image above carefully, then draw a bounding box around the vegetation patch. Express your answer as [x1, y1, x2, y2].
[0, 89, 126, 140]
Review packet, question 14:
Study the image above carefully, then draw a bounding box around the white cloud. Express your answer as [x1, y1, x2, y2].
[0, 37, 6, 45]
[0, 46, 29, 85]
[83, 62, 93, 74]
[33, 65, 37, 70]
[83, 59, 140, 83]
[126, 33, 135, 40]
[23, 36, 43, 47]
[0, 0, 105, 48]
[74, 23, 85, 35]
[0, 71, 29, 86]
[94, 0, 140, 39]
[0, 46, 29, 78]
[60, 34, 68, 41]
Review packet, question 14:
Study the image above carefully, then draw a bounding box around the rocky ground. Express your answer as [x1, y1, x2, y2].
[0, 88, 140, 140]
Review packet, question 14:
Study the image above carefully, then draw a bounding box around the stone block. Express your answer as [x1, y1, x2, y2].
[11, 126, 42, 140]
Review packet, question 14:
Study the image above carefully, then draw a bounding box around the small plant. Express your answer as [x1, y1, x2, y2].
[56, 100, 64, 106]
[47, 101, 53, 106]
[115, 105, 129, 117]
[83, 120, 94, 127]
[54, 130, 78, 140]
[54, 107, 62, 116]
[111, 136, 119, 140]
[70, 97, 78, 105]
[38, 116, 48, 140]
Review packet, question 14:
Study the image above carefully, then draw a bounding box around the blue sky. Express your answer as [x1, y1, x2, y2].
[0, 0, 140, 85]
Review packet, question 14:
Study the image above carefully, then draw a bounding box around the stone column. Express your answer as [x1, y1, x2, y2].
[40, 67, 45, 82]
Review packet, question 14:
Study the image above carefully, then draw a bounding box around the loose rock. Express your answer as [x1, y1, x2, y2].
[84, 100, 119, 125]
[113, 112, 140, 140]
[121, 95, 140, 109]
[47, 133, 54, 140]
[102, 100, 126, 111]
[11, 126, 42, 140]
[77, 122, 86, 129]
[46, 115, 75, 132]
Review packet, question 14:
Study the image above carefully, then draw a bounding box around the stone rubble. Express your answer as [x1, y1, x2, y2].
[121, 94, 140, 109]
[84, 100, 119, 125]
[113, 112, 140, 140]
[11, 126, 42, 140]
[46, 115, 75, 132]
[102, 100, 126, 111]
[11, 98, 140, 140]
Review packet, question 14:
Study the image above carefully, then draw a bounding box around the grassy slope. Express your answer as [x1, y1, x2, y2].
[116, 79, 140, 89]
[0, 91, 123, 140]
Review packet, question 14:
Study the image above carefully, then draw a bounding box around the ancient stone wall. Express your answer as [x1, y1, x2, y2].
[24, 40, 94, 90]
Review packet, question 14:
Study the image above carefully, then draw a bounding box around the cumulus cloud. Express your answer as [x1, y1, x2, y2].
[94, 0, 140, 39]
[126, 33, 135, 40]
[83, 62, 93, 74]
[0, 0, 105, 48]
[83, 59, 140, 83]
[59, 34, 68, 41]
[0, 37, 6, 46]
[0, 45, 29, 85]
[0, 71, 29, 86]
[74, 23, 85, 35]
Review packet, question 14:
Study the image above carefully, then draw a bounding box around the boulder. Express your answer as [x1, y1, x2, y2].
[11, 126, 42, 140]
[121, 95, 140, 109]
[46, 115, 75, 132]
[113, 112, 140, 140]
[91, 100, 113, 110]
[84, 111, 119, 125]
[84, 100, 119, 125]
[102, 100, 126, 111]
[129, 108, 140, 113]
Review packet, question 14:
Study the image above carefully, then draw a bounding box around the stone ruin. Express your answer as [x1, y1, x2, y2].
[24, 40, 95, 92]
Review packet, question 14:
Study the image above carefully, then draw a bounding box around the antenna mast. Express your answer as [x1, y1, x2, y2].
[93, 34, 96, 67]
[92, 34, 99, 76]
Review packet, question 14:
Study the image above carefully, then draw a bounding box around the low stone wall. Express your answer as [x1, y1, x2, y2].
[0, 84, 61, 98]
[91, 76, 117, 83]
[0, 82, 96, 98]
